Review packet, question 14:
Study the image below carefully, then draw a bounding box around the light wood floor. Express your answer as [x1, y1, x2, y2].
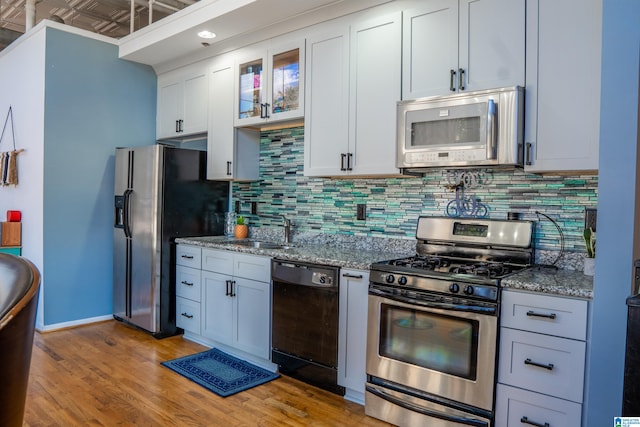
[23, 320, 391, 426]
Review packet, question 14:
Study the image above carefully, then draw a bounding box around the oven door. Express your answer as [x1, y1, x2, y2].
[366, 289, 498, 412]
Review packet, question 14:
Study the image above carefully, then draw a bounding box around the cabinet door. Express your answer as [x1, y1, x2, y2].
[267, 39, 305, 122]
[524, 0, 601, 172]
[402, 0, 458, 99]
[157, 79, 182, 139]
[235, 50, 266, 127]
[181, 71, 209, 135]
[349, 12, 401, 176]
[233, 277, 271, 359]
[207, 63, 235, 180]
[338, 269, 369, 401]
[303, 27, 350, 177]
[458, 0, 525, 92]
[201, 270, 233, 345]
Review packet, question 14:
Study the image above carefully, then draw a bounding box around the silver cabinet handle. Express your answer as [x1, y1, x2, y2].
[458, 68, 465, 91]
[181, 280, 194, 286]
[181, 255, 194, 260]
[340, 153, 347, 171]
[181, 312, 194, 319]
[450, 69, 456, 91]
[486, 99, 497, 160]
[342, 273, 363, 279]
[347, 153, 353, 171]
[226, 161, 232, 176]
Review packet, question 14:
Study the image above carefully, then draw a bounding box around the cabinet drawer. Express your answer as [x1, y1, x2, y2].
[499, 328, 586, 403]
[501, 290, 588, 340]
[202, 248, 234, 275]
[176, 297, 201, 334]
[495, 384, 582, 427]
[176, 245, 202, 269]
[234, 253, 271, 282]
[176, 266, 201, 302]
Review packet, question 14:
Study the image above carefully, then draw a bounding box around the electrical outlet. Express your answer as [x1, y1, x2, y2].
[357, 203, 366, 221]
[251, 202, 257, 215]
[585, 208, 597, 232]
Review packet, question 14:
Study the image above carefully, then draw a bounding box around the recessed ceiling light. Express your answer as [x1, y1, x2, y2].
[197, 30, 216, 39]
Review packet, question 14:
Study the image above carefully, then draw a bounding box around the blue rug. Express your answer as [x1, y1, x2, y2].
[161, 348, 279, 397]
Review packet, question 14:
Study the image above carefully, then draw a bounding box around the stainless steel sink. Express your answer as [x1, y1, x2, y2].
[231, 240, 295, 250]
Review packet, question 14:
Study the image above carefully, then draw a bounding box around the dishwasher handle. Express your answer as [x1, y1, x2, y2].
[271, 259, 339, 288]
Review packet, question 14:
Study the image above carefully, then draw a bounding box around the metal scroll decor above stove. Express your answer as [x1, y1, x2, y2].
[444, 170, 490, 218]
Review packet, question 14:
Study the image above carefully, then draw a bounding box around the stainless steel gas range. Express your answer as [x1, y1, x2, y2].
[366, 216, 534, 427]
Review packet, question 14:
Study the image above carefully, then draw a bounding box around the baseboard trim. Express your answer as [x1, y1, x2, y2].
[36, 314, 114, 333]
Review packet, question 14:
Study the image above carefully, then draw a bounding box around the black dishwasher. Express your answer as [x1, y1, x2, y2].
[271, 259, 344, 395]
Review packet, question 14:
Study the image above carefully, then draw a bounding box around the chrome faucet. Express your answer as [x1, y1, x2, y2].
[281, 215, 292, 244]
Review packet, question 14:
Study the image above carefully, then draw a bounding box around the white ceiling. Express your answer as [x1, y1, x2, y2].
[119, 0, 393, 70]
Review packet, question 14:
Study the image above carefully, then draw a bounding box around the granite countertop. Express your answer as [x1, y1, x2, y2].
[175, 236, 413, 271]
[501, 266, 594, 300]
[177, 235, 594, 299]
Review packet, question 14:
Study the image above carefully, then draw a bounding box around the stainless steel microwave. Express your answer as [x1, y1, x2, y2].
[397, 86, 524, 171]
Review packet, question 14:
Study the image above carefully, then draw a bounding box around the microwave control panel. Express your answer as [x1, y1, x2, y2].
[406, 148, 487, 164]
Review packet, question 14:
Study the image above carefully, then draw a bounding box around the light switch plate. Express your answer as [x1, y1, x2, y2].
[357, 204, 366, 221]
[585, 208, 597, 232]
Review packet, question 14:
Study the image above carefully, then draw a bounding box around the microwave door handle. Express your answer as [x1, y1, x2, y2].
[486, 99, 497, 160]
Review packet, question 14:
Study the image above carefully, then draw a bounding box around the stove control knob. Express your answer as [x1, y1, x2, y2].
[449, 283, 460, 293]
[398, 276, 408, 285]
[386, 274, 395, 284]
[463, 285, 474, 295]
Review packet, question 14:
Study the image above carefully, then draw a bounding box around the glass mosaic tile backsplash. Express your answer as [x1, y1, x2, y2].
[232, 126, 598, 253]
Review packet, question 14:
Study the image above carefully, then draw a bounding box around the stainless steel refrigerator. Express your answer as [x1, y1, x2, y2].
[113, 145, 228, 338]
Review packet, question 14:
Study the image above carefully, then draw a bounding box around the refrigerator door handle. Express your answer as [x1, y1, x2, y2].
[123, 189, 133, 238]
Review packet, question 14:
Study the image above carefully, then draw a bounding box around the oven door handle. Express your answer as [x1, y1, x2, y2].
[366, 384, 489, 427]
[369, 287, 497, 316]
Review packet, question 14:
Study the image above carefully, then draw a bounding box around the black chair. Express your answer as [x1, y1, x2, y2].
[0, 253, 41, 427]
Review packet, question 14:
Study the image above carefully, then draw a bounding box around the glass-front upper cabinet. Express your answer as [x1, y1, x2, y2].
[234, 39, 305, 127]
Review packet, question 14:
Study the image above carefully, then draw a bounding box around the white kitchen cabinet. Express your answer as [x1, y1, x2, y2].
[402, 0, 525, 99]
[157, 64, 209, 139]
[496, 289, 589, 427]
[337, 269, 369, 404]
[496, 384, 582, 427]
[234, 38, 305, 127]
[200, 249, 271, 360]
[206, 59, 260, 181]
[304, 12, 401, 177]
[523, 0, 601, 172]
[175, 246, 202, 335]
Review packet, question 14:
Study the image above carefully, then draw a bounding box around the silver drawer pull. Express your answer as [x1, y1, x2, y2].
[524, 358, 554, 371]
[181, 280, 194, 286]
[342, 273, 363, 279]
[180, 312, 194, 319]
[526, 310, 556, 320]
[520, 416, 550, 427]
[181, 255, 194, 260]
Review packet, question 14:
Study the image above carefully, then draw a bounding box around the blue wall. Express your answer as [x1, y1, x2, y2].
[586, 1, 640, 424]
[42, 28, 157, 325]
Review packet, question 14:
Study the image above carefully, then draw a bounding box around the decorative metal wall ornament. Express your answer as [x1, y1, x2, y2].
[444, 169, 490, 218]
[0, 106, 23, 186]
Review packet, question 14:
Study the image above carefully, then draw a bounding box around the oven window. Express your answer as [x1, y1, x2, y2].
[411, 116, 481, 147]
[379, 303, 479, 380]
